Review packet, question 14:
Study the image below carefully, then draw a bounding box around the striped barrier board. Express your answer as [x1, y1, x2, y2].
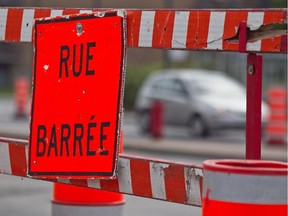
[0, 7, 287, 53]
[0, 137, 203, 206]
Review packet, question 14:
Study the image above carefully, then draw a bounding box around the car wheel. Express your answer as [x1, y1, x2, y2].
[138, 111, 150, 134]
[188, 115, 209, 137]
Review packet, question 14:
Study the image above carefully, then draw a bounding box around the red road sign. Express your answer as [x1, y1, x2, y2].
[29, 11, 126, 179]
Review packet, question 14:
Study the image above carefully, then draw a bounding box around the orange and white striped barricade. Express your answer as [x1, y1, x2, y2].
[202, 159, 288, 216]
[0, 137, 203, 207]
[266, 87, 287, 145]
[0, 8, 286, 53]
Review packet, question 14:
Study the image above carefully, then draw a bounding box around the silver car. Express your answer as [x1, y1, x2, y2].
[135, 69, 269, 137]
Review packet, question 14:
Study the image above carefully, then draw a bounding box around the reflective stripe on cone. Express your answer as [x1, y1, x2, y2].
[52, 203, 124, 216]
[202, 159, 288, 216]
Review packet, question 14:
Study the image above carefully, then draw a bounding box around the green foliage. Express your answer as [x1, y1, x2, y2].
[271, 0, 287, 7]
[0, 88, 13, 98]
[123, 63, 161, 110]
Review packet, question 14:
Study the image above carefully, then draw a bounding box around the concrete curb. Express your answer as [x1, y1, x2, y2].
[124, 137, 287, 162]
[0, 124, 286, 162]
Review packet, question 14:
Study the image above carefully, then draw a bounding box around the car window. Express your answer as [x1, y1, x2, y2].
[173, 79, 188, 96]
[188, 76, 245, 97]
[151, 79, 174, 91]
[152, 78, 188, 96]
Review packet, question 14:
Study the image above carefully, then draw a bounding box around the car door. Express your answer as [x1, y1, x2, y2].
[160, 78, 191, 125]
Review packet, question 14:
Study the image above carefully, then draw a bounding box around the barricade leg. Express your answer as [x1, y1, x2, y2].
[246, 53, 262, 159]
[202, 159, 288, 216]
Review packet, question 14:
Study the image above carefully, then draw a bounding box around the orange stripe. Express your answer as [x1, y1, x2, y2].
[100, 179, 120, 193]
[152, 10, 175, 48]
[186, 11, 197, 49]
[8, 143, 27, 176]
[34, 9, 51, 19]
[62, 9, 80, 16]
[5, 8, 23, 41]
[130, 159, 152, 197]
[127, 10, 142, 47]
[266, 125, 287, 133]
[187, 11, 210, 49]
[164, 164, 186, 203]
[261, 11, 285, 52]
[222, 11, 248, 51]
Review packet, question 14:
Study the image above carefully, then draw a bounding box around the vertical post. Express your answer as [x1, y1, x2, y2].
[246, 53, 262, 159]
[238, 22, 247, 53]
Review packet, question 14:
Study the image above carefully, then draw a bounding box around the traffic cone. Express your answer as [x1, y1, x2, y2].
[52, 132, 124, 216]
[52, 184, 124, 216]
[265, 87, 287, 145]
[202, 159, 288, 216]
[14, 77, 29, 118]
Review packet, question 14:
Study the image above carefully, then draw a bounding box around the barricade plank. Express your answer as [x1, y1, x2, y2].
[0, 7, 287, 53]
[0, 137, 203, 206]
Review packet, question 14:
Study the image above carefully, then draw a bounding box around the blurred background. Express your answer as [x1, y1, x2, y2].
[0, 0, 287, 105]
[0, 1, 287, 216]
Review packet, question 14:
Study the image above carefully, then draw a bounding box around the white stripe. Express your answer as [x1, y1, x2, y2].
[50, 10, 63, 18]
[0, 142, 12, 174]
[184, 167, 203, 206]
[172, 11, 189, 48]
[57, 178, 70, 184]
[0, 8, 8, 40]
[247, 12, 264, 51]
[87, 179, 101, 189]
[118, 158, 133, 194]
[80, 10, 93, 14]
[138, 11, 155, 47]
[203, 170, 287, 204]
[20, 9, 35, 42]
[207, 12, 226, 50]
[149, 162, 167, 200]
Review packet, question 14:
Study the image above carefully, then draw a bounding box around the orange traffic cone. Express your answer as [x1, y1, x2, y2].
[14, 77, 29, 118]
[265, 87, 287, 145]
[52, 132, 124, 216]
[202, 159, 288, 216]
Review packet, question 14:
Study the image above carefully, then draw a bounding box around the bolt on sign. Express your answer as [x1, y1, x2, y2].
[29, 10, 127, 179]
